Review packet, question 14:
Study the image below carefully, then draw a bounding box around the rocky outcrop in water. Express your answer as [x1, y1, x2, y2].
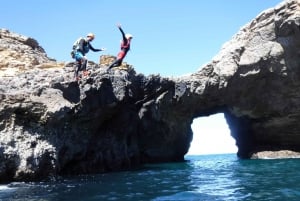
[0, 0, 300, 182]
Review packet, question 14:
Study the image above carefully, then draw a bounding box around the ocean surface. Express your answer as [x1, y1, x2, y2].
[1, 154, 300, 201]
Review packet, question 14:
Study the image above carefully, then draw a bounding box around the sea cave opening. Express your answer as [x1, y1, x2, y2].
[186, 113, 238, 156]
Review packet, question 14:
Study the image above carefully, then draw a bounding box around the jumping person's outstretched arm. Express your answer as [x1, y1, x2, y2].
[88, 43, 105, 52]
[117, 24, 128, 44]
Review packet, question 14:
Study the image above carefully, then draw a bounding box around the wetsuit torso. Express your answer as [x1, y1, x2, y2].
[77, 38, 101, 55]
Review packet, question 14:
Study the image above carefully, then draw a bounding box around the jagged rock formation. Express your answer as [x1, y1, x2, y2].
[0, 29, 62, 76]
[0, 0, 299, 182]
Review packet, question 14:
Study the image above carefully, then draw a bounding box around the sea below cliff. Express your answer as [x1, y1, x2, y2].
[1, 153, 300, 201]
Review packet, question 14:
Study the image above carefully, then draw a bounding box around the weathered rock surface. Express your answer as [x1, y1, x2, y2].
[0, 29, 62, 76]
[0, 0, 300, 182]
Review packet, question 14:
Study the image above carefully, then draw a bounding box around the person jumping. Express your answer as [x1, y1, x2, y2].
[107, 24, 133, 70]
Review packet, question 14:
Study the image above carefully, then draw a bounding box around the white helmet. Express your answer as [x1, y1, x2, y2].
[125, 33, 133, 39]
[87, 33, 95, 40]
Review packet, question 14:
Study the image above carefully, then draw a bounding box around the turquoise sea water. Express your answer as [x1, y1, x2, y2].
[1, 154, 300, 201]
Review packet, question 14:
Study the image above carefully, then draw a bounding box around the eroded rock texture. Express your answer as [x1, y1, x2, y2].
[0, 0, 299, 182]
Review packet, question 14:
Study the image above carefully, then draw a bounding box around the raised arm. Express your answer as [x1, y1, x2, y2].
[117, 24, 127, 44]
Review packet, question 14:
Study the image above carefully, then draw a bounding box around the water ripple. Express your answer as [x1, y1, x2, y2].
[1, 154, 300, 200]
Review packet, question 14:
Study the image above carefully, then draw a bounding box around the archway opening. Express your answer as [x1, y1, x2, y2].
[186, 113, 238, 155]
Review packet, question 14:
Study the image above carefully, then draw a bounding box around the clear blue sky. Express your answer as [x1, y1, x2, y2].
[1, 0, 283, 154]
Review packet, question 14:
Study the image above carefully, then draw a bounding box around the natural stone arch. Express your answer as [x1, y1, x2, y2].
[181, 0, 300, 159]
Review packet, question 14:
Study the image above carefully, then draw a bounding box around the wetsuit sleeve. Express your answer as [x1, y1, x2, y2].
[88, 43, 102, 52]
[77, 38, 86, 54]
[119, 27, 128, 45]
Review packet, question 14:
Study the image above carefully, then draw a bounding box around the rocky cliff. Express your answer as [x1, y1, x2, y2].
[0, 0, 300, 182]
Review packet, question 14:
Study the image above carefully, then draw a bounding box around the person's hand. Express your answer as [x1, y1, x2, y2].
[101, 48, 106, 51]
[117, 23, 121, 28]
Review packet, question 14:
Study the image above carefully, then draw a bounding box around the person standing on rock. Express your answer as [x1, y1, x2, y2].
[107, 24, 133, 70]
[73, 33, 106, 80]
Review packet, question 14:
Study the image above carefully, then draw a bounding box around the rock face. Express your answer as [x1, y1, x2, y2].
[0, 29, 60, 77]
[0, 0, 300, 182]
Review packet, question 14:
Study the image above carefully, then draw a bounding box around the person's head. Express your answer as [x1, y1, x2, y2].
[86, 33, 95, 41]
[125, 33, 133, 40]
